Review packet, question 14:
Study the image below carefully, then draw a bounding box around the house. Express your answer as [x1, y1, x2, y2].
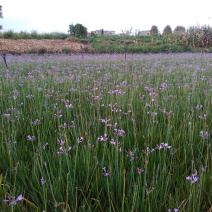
[89, 29, 116, 36]
[104, 30, 115, 35]
[138, 30, 150, 36]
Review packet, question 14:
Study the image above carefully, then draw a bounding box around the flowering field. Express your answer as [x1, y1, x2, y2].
[0, 53, 211, 211]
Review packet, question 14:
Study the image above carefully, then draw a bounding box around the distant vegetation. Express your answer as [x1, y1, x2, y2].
[0, 5, 2, 30]
[0, 25, 212, 53]
[0, 30, 69, 40]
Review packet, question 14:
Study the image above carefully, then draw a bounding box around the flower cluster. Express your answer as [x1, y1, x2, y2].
[157, 142, 171, 150]
[57, 139, 71, 155]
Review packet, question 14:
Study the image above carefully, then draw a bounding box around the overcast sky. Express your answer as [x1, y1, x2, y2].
[1, 0, 212, 34]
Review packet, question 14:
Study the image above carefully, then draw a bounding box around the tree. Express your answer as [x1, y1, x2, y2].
[174, 26, 186, 34]
[150, 25, 159, 35]
[101, 29, 104, 36]
[68, 23, 75, 35]
[0, 5, 3, 30]
[162, 25, 172, 36]
[68, 23, 87, 37]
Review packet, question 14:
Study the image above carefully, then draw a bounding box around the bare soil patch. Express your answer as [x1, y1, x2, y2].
[0, 39, 90, 54]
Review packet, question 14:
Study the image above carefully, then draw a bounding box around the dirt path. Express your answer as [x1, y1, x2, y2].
[0, 39, 89, 53]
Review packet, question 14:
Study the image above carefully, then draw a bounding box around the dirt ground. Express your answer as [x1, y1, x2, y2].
[0, 39, 89, 53]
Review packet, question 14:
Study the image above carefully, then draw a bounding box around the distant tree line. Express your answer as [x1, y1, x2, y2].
[150, 25, 186, 36]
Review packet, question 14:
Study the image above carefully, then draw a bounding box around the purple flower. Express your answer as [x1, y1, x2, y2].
[186, 173, 199, 183]
[201, 165, 207, 172]
[98, 134, 108, 142]
[54, 114, 63, 119]
[27, 135, 36, 141]
[3, 113, 11, 118]
[99, 118, 111, 123]
[145, 102, 151, 107]
[41, 177, 46, 185]
[168, 209, 179, 212]
[125, 149, 137, 161]
[102, 167, 111, 176]
[195, 105, 203, 110]
[186, 176, 192, 181]
[137, 168, 144, 174]
[157, 142, 171, 150]
[59, 123, 67, 128]
[77, 137, 84, 143]
[3, 194, 23, 206]
[200, 131, 210, 139]
[65, 103, 74, 108]
[16, 195, 23, 201]
[109, 139, 120, 146]
[57, 139, 65, 145]
[199, 114, 207, 119]
[160, 83, 168, 91]
[31, 119, 41, 125]
[114, 129, 125, 137]
[57, 146, 72, 155]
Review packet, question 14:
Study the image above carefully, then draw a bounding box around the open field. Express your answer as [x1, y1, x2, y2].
[0, 53, 211, 211]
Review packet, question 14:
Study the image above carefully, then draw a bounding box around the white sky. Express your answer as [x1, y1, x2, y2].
[1, 0, 212, 34]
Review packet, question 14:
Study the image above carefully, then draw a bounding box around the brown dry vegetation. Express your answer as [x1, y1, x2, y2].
[0, 39, 90, 54]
